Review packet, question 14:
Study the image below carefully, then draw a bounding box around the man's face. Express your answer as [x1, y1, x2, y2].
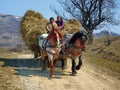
[50, 20, 54, 23]
[57, 17, 61, 21]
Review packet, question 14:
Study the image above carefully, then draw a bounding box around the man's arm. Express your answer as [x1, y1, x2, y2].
[46, 23, 51, 32]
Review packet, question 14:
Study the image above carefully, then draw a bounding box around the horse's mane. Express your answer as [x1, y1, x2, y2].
[69, 31, 82, 44]
[48, 30, 63, 39]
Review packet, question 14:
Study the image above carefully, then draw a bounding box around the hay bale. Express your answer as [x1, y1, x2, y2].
[21, 10, 82, 53]
[64, 19, 82, 34]
[21, 10, 48, 53]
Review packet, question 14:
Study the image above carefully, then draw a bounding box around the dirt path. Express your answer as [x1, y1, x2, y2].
[13, 54, 120, 90]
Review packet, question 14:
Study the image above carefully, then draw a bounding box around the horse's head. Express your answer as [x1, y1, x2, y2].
[69, 32, 83, 48]
[65, 32, 83, 57]
[48, 30, 62, 46]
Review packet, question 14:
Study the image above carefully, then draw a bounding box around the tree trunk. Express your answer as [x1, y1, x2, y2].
[87, 31, 93, 44]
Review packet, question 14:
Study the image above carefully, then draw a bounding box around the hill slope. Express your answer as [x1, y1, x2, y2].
[0, 14, 24, 48]
[85, 36, 120, 78]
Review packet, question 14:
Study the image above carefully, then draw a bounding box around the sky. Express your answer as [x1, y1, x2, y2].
[0, 0, 120, 34]
[0, 0, 60, 19]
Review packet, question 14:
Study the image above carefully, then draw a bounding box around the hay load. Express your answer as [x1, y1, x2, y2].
[21, 10, 48, 53]
[21, 10, 82, 53]
[64, 19, 82, 34]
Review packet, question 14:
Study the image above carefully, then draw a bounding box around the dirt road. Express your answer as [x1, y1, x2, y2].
[12, 54, 120, 90]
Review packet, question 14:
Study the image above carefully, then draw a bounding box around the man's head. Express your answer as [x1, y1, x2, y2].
[57, 16, 62, 21]
[49, 17, 54, 23]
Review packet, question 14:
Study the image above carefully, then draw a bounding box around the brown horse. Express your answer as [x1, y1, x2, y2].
[39, 29, 63, 77]
[60, 32, 83, 75]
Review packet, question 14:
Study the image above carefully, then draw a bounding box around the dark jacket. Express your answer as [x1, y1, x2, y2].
[56, 20, 64, 30]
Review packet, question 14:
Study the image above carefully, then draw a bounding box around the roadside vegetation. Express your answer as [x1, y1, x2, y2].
[84, 36, 120, 79]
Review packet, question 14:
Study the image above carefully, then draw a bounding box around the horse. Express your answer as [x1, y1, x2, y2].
[60, 31, 83, 75]
[39, 29, 63, 77]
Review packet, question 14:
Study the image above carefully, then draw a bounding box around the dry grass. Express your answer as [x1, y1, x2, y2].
[84, 36, 120, 79]
[21, 10, 48, 53]
[64, 19, 82, 34]
[0, 48, 20, 90]
[0, 64, 19, 90]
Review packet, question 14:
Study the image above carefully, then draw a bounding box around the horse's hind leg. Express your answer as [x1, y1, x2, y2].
[61, 58, 67, 70]
[61, 59, 64, 70]
[71, 59, 77, 76]
[76, 55, 82, 70]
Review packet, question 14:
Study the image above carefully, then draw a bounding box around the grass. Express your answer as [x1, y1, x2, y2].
[0, 48, 32, 59]
[84, 52, 120, 78]
[84, 36, 120, 79]
[0, 60, 21, 90]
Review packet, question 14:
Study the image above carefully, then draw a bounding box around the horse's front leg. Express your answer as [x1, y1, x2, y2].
[49, 60, 53, 77]
[41, 56, 48, 71]
[49, 60, 56, 77]
[72, 59, 77, 76]
[76, 55, 82, 70]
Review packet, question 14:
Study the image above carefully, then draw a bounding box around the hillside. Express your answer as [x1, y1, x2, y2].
[89, 36, 120, 61]
[0, 14, 25, 48]
[85, 36, 120, 78]
[94, 31, 120, 37]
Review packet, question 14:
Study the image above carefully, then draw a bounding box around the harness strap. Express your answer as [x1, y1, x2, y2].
[72, 44, 81, 49]
[61, 44, 82, 59]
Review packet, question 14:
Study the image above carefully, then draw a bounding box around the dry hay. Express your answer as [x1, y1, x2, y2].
[21, 10, 48, 53]
[64, 19, 82, 34]
[21, 10, 82, 53]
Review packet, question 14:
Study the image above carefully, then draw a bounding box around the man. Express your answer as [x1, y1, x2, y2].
[46, 17, 63, 43]
[46, 17, 58, 33]
[56, 16, 64, 30]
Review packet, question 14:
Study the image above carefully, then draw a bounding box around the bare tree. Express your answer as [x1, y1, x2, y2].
[51, 0, 116, 44]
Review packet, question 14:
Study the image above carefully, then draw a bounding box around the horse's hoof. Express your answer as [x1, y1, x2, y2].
[71, 73, 77, 76]
[49, 74, 56, 78]
[76, 66, 81, 70]
[71, 71, 77, 76]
